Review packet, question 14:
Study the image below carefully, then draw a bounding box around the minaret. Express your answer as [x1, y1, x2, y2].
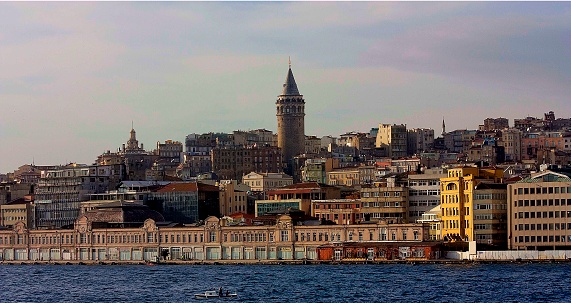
[276, 60, 305, 173]
[441, 117, 446, 136]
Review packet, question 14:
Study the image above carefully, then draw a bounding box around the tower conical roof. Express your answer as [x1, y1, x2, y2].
[281, 67, 300, 96]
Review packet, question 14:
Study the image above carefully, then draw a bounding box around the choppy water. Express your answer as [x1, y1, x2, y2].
[1, 263, 570, 302]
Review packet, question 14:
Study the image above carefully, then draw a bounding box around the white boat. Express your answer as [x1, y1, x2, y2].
[194, 288, 237, 299]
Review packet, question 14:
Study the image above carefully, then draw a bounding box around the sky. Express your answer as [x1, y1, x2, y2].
[1, 2, 570, 173]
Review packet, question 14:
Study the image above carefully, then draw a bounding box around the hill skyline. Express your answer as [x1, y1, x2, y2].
[1, 2, 570, 173]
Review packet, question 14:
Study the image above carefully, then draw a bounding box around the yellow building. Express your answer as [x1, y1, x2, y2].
[440, 166, 503, 241]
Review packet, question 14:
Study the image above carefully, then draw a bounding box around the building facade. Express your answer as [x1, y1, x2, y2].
[212, 146, 283, 180]
[311, 199, 361, 225]
[376, 124, 407, 158]
[440, 167, 504, 242]
[360, 186, 408, 223]
[0, 216, 434, 262]
[241, 172, 293, 193]
[508, 170, 571, 250]
[473, 183, 508, 248]
[407, 173, 445, 223]
[34, 164, 123, 229]
[218, 180, 249, 216]
[407, 128, 435, 156]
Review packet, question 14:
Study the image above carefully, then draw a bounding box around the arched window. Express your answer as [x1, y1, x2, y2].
[446, 183, 457, 191]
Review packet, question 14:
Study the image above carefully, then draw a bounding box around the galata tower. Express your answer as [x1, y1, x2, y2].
[276, 61, 305, 173]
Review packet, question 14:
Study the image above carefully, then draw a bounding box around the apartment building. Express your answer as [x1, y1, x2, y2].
[407, 128, 434, 156]
[480, 117, 509, 131]
[305, 136, 322, 154]
[218, 180, 249, 216]
[376, 124, 407, 158]
[212, 146, 282, 180]
[301, 158, 339, 184]
[407, 173, 445, 223]
[440, 166, 504, 242]
[473, 183, 508, 248]
[242, 172, 293, 192]
[0, 195, 35, 229]
[34, 164, 123, 229]
[326, 166, 375, 187]
[508, 170, 571, 250]
[311, 199, 361, 225]
[360, 185, 408, 223]
[502, 128, 523, 162]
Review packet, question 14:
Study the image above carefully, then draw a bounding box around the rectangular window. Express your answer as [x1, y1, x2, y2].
[280, 230, 289, 242]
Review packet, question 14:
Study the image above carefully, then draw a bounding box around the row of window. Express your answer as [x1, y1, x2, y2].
[515, 235, 571, 243]
[361, 192, 402, 198]
[1, 216, 26, 222]
[409, 190, 440, 196]
[409, 211, 424, 218]
[443, 219, 470, 229]
[515, 211, 571, 219]
[443, 207, 465, 217]
[474, 224, 494, 230]
[474, 193, 507, 200]
[362, 202, 403, 208]
[317, 213, 359, 221]
[514, 199, 571, 207]
[0, 226, 422, 246]
[314, 204, 359, 209]
[515, 223, 571, 231]
[408, 180, 439, 186]
[409, 200, 440, 207]
[514, 186, 570, 195]
[1, 209, 26, 213]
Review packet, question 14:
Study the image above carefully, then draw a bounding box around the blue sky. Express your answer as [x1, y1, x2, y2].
[1, 2, 570, 173]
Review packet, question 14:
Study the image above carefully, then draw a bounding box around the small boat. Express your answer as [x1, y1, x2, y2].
[194, 288, 237, 299]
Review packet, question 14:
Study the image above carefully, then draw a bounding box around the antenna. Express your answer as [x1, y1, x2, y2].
[288, 56, 291, 68]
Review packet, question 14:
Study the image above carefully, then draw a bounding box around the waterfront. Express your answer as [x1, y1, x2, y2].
[1, 264, 570, 302]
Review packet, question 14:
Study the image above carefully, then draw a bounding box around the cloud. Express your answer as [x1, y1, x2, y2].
[360, 9, 571, 101]
[1, 2, 570, 173]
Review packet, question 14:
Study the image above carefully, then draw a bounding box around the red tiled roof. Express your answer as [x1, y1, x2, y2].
[230, 212, 255, 219]
[505, 176, 523, 183]
[281, 182, 326, 189]
[197, 182, 220, 192]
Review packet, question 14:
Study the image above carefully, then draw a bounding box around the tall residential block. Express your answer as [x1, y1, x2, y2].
[407, 172, 445, 223]
[440, 166, 504, 242]
[501, 128, 523, 162]
[508, 170, 571, 250]
[376, 124, 407, 158]
[407, 128, 435, 156]
[473, 183, 508, 248]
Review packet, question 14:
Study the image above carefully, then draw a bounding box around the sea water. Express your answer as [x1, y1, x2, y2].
[0, 263, 570, 302]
